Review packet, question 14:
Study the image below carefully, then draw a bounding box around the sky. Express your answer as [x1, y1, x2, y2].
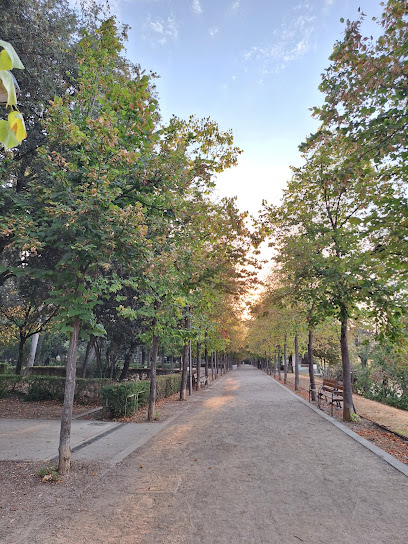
[85, 0, 384, 218]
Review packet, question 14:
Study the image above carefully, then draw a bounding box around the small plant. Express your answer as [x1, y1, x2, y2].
[350, 412, 360, 423]
[154, 411, 160, 421]
[38, 465, 61, 483]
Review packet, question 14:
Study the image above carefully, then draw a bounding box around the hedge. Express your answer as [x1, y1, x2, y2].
[0, 375, 110, 404]
[26, 366, 66, 377]
[101, 374, 182, 418]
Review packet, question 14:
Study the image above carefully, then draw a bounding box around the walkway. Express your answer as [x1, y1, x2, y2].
[3, 366, 408, 543]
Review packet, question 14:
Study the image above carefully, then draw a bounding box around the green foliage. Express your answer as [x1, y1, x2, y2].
[38, 465, 61, 482]
[101, 374, 182, 418]
[0, 362, 9, 374]
[354, 366, 408, 411]
[101, 381, 150, 418]
[0, 374, 23, 398]
[156, 374, 182, 400]
[0, 374, 110, 403]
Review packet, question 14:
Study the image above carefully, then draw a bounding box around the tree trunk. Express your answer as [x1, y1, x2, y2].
[295, 333, 300, 391]
[273, 351, 277, 377]
[283, 335, 288, 384]
[148, 334, 159, 421]
[204, 333, 209, 385]
[16, 333, 28, 375]
[341, 313, 354, 421]
[196, 341, 201, 391]
[27, 332, 40, 368]
[81, 336, 96, 378]
[188, 341, 193, 396]
[95, 339, 102, 377]
[308, 328, 316, 401]
[58, 318, 81, 475]
[119, 343, 136, 382]
[278, 346, 281, 380]
[214, 349, 218, 379]
[180, 316, 190, 401]
[141, 348, 146, 368]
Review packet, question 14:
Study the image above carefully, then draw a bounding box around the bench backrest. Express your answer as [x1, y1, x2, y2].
[322, 378, 343, 391]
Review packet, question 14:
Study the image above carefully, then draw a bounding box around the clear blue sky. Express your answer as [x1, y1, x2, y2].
[83, 0, 384, 215]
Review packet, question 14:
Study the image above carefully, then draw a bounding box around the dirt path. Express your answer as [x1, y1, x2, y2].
[2, 366, 408, 544]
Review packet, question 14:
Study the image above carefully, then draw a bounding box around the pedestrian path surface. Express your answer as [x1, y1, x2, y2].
[5, 366, 408, 543]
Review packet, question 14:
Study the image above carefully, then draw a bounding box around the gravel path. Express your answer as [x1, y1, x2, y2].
[3, 366, 408, 544]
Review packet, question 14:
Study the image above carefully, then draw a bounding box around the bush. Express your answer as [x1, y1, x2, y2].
[101, 380, 150, 418]
[156, 374, 182, 400]
[0, 375, 24, 398]
[26, 366, 66, 377]
[25, 376, 66, 401]
[0, 375, 110, 404]
[101, 374, 182, 418]
[0, 363, 9, 375]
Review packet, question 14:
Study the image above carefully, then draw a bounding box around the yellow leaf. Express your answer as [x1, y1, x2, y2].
[0, 119, 19, 149]
[0, 49, 12, 70]
[8, 110, 27, 141]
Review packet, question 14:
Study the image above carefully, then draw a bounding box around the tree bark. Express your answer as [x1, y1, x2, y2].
[119, 342, 136, 382]
[58, 318, 81, 475]
[283, 334, 288, 384]
[214, 349, 218, 379]
[81, 336, 96, 378]
[188, 341, 193, 396]
[27, 332, 40, 368]
[204, 331, 209, 385]
[16, 333, 27, 375]
[294, 333, 300, 391]
[341, 313, 354, 421]
[308, 328, 317, 401]
[196, 341, 201, 391]
[180, 315, 190, 400]
[277, 346, 281, 380]
[148, 334, 159, 421]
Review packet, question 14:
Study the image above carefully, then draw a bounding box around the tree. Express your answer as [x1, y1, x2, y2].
[9, 16, 160, 473]
[309, 1, 408, 278]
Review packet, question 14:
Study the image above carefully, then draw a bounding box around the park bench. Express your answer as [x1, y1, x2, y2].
[317, 378, 343, 416]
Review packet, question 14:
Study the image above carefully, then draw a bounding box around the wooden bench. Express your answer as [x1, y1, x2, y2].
[317, 378, 343, 416]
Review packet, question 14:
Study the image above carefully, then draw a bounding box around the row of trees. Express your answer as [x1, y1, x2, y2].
[0, 1, 252, 472]
[247, 0, 408, 421]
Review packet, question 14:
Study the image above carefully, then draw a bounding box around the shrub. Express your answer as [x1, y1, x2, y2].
[0, 375, 110, 404]
[26, 366, 66, 377]
[0, 363, 9, 375]
[25, 376, 66, 401]
[101, 380, 150, 418]
[156, 374, 182, 400]
[101, 374, 182, 418]
[0, 375, 24, 398]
